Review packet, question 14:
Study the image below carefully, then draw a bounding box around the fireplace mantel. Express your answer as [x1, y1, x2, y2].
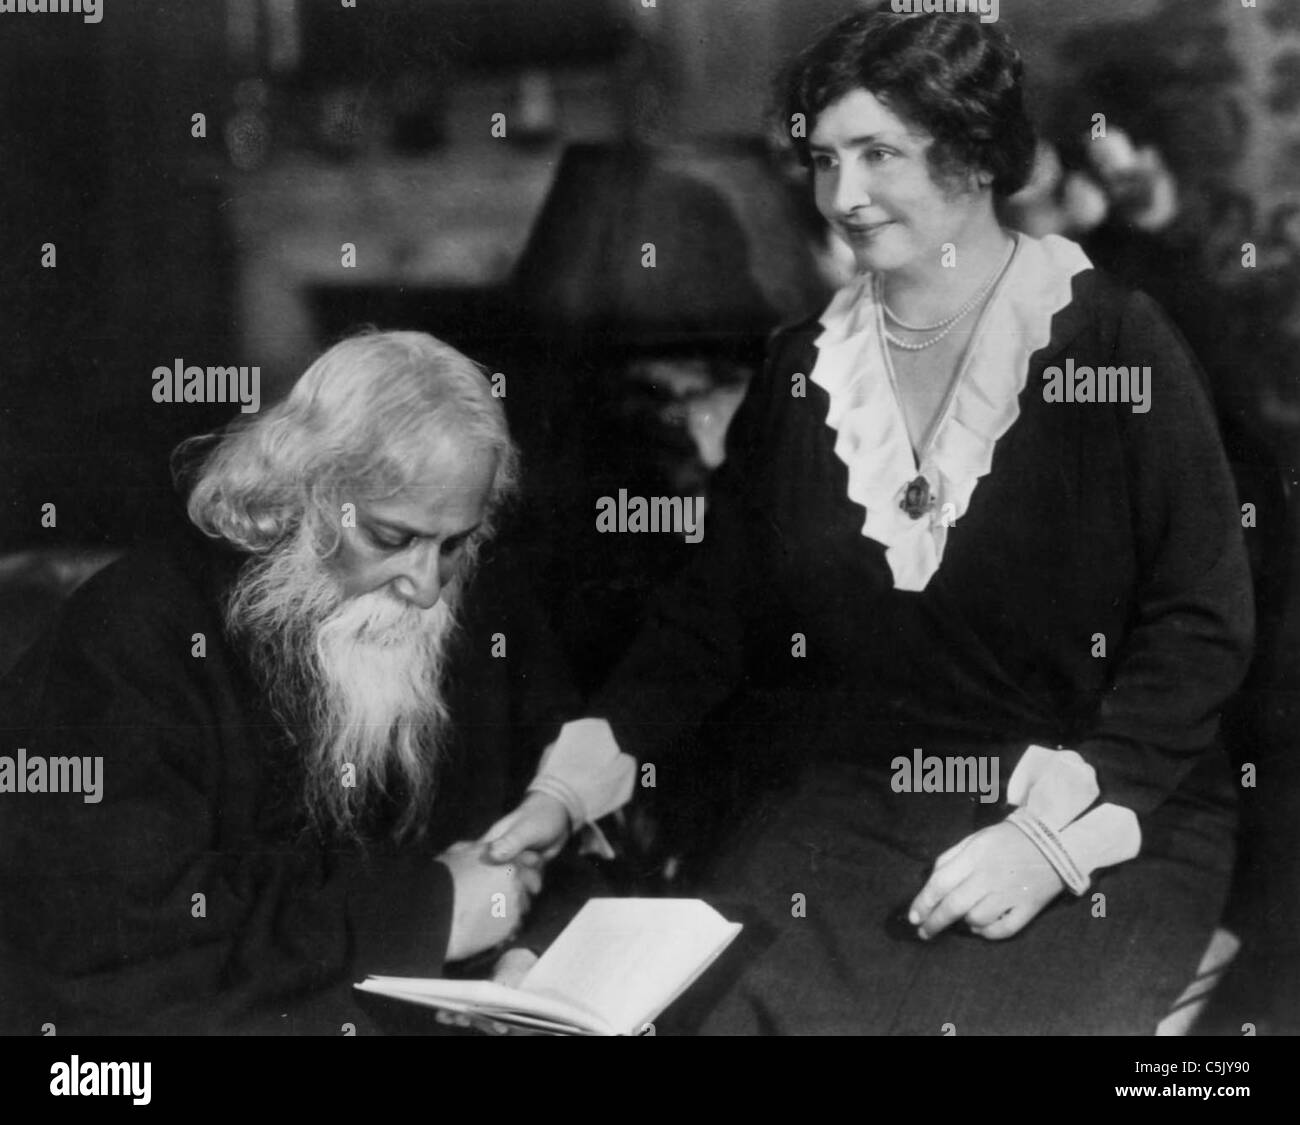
[221, 144, 561, 400]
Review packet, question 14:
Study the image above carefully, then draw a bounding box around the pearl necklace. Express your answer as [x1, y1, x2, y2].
[879, 242, 1014, 351]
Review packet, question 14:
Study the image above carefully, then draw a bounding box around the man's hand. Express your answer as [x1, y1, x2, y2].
[438, 841, 536, 962]
[490, 946, 539, 987]
[434, 948, 542, 1035]
[481, 791, 571, 864]
[908, 821, 1066, 941]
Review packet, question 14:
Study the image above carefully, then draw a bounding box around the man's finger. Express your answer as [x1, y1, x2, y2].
[514, 886, 533, 918]
[492, 947, 539, 988]
[442, 839, 477, 855]
[518, 865, 543, 897]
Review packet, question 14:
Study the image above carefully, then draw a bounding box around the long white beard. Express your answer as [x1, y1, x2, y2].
[226, 532, 464, 840]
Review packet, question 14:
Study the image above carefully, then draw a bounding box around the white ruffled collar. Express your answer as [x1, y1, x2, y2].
[810, 232, 1091, 591]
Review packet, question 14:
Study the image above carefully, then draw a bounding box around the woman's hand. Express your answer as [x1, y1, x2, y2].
[482, 792, 571, 864]
[908, 821, 1066, 941]
[438, 842, 536, 962]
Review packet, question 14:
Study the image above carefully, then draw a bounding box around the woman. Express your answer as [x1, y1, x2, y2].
[488, 11, 1253, 1035]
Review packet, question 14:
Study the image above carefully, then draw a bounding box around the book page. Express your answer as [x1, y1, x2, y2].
[520, 898, 742, 1035]
[354, 976, 612, 1035]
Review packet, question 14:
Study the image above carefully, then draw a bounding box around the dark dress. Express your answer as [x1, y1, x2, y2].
[0, 516, 577, 1034]
[591, 234, 1254, 1034]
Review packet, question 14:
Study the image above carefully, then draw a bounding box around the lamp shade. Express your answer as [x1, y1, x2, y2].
[511, 140, 830, 358]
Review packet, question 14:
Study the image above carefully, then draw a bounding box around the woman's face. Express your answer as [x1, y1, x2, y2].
[809, 88, 991, 278]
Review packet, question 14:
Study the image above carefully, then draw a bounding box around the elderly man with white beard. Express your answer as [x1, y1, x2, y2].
[0, 330, 631, 1035]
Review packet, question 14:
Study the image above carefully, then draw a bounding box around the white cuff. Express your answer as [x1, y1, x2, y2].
[1006, 744, 1141, 876]
[1005, 744, 1098, 826]
[1059, 803, 1141, 874]
[528, 718, 637, 831]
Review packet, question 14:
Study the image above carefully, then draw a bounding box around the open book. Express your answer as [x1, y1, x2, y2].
[355, 898, 741, 1036]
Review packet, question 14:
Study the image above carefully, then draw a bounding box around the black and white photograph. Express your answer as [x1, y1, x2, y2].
[0, 0, 1297, 1096]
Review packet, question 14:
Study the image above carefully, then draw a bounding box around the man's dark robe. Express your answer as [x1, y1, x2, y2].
[0, 516, 575, 1034]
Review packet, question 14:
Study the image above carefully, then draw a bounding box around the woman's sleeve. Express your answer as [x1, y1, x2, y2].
[1074, 290, 1255, 818]
[0, 572, 453, 1034]
[585, 330, 794, 770]
[524, 328, 798, 825]
[989, 288, 1254, 883]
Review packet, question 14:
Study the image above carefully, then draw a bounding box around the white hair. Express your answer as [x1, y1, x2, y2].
[175, 330, 520, 841]
[179, 329, 519, 557]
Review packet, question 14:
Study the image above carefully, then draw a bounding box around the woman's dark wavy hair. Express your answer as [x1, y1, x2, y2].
[777, 10, 1036, 199]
